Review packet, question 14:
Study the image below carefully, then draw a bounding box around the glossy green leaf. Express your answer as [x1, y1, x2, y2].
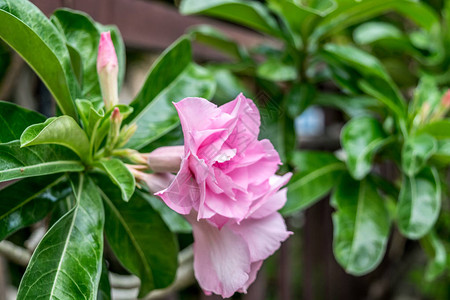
[397, 167, 441, 240]
[95, 158, 135, 201]
[0, 0, 79, 118]
[0, 174, 70, 240]
[402, 134, 437, 177]
[423, 231, 447, 281]
[21, 116, 90, 161]
[419, 120, 450, 140]
[180, 0, 281, 37]
[52, 9, 126, 99]
[17, 174, 104, 299]
[126, 37, 215, 150]
[341, 117, 390, 180]
[98, 178, 178, 297]
[282, 151, 345, 215]
[0, 101, 45, 143]
[143, 193, 192, 233]
[0, 141, 84, 182]
[331, 175, 390, 275]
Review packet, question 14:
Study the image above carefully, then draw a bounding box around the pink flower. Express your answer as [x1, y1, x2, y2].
[97, 31, 118, 109]
[156, 94, 292, 298]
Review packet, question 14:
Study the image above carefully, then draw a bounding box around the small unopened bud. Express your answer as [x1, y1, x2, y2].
[97, 31, 119, 110]
[126, 164, 174, 193]
[146, 146, 184, 173]
[442, 90, 450, 108]
[117, 123, 138, 148]
[106, 108, 122, 150]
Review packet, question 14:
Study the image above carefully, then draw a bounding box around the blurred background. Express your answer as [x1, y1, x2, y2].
[0, 0, 449, 299]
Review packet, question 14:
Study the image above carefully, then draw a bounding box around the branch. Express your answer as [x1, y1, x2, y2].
[0, 241, 31, 266]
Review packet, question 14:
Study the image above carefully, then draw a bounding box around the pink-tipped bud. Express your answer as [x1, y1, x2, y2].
[97, 31, 119, 110]
[146, 146, 184, 173]
[126, 164, 174, 193]
[442, 90, 450, 108]
[111, 107, 121, 122]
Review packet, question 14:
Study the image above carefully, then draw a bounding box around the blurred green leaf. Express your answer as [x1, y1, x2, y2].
[0, 101, 45, 143]
[21, 116, 90, 161]
[180, 0, 281, 37]
[257, 58, 298, 81]
[402, 134, 437, 177]
[95, 158, 135, 202]
[354, 22, 404, 45]
[332, 174, 390, 275]
[0, 174, 70, 241]
[397, 167, 441, 239]
[126, 37, 215, 150]
[341, 117, 390, 180]
[208, 68, 253, 105]
[0, 0, 79, 118]
[419, 120, 450, 140]
[98, 178, 178, 297]
[315, 93, 380, 117]
[189, 25, 247, 60]
[286, 83, 316, 118]
[0, 141, 83, 182]
[422, 231, 447, 281]
[17, 174, 104, 299]
[282, 151, 345, 214]
[97, 260, 111, 300]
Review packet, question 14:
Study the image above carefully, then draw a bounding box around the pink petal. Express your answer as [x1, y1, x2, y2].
[188, 216, 251, 298]
[238, 261, 263, 294]
[174, 98, 218, 140]
[156, 158, 199, 215]
[229, 212, 291, 261]
[97, 31, 118, 72]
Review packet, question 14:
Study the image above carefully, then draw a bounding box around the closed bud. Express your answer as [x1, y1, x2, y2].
[146, 146, 184, 173]
[117, 123, 138, 148]
[97, 31, 119, 110]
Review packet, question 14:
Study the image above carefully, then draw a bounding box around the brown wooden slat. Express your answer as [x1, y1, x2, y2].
[31, 0, 272, 60]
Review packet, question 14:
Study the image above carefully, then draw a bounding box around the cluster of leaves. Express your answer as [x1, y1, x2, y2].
[179, 0, 450, 287]
[0, 0, 216, 298]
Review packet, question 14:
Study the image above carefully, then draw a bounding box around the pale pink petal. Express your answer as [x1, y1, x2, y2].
[249, 188, 288, 219]
[230, 212, 291, 261]
[97, 31, 118, 72]
[238, 261, 263, 294]
[188, 216, 251, 298]
[156, 159, 199, 215]
[203, 187, 250, 221]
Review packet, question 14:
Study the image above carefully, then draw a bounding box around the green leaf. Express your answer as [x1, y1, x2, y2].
[0, 0, 79, 118]
[189, 25, 247, 60]
[315, 93, 381, 118]
[282, 151, 345, 215]
[52, 9, 126, 100]
[354, 21, 404, 45]
[286, 83, 316, 118]
[143, 193, 192, 233]
[76, 99, 104, 137]
[0, 141, 84, 182]
[402, 134, 437, 177]
[180, 0, 281, 37]
[0, 174, 70, 240]
[257, 58, 297, 81]
[397, 167, 441, 240]
[97, 177, 178, 297]
[17, 174, 104, 299]
[423, 231, 447, 281]
[95, 158, 135, 201]
[431, 139, 450, 165]
[126, 37, 215, 150]
[341, 117, 390, 180]
[20, 116, 90, 161]
[419, 120, 450, 140]
[311, 0, 439, 43]
[331, 175, 390, 275]
[0, 101, 45, 143]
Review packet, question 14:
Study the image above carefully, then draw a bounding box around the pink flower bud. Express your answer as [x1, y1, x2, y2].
[442, 90, 450, 108]
[146, 146, 184, 173]
[97, 31, 119, 109]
